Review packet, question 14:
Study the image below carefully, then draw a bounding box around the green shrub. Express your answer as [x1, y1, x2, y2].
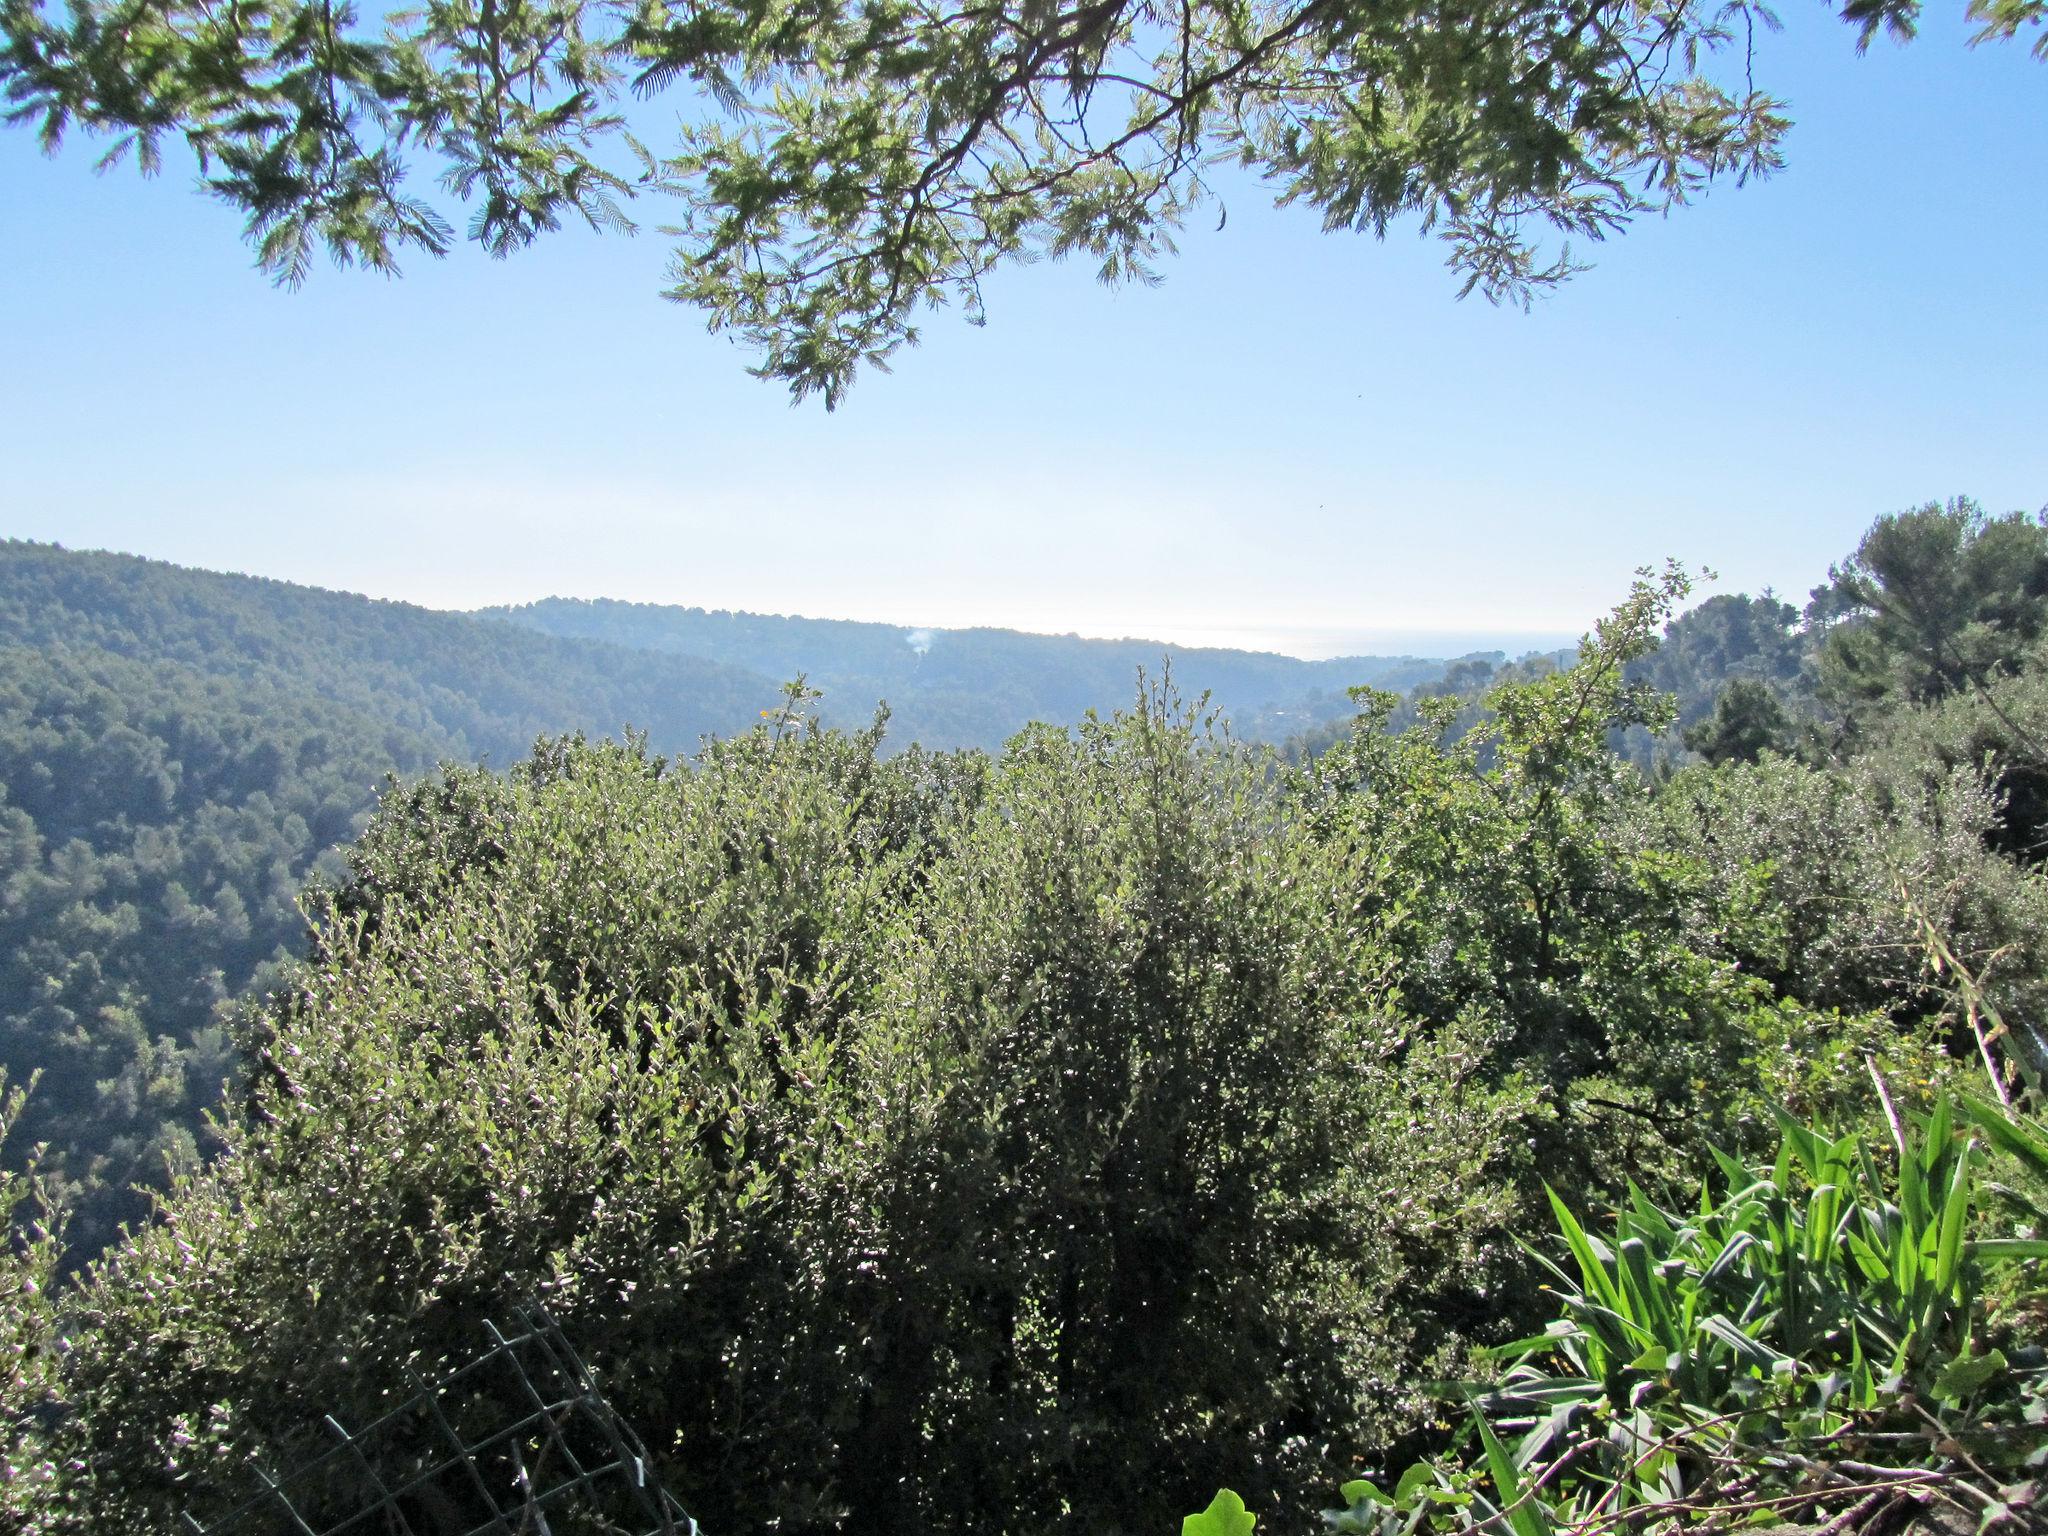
[42, 575, 2020, 1536]
[49, 693, 1528, 1536]
[0, 1072, 66, 1528]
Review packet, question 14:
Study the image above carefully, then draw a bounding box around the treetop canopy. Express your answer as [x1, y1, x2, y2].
[2, 0, 2038, 403]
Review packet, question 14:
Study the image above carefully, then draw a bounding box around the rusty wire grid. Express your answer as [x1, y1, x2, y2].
[183, 1303, 698, 1536]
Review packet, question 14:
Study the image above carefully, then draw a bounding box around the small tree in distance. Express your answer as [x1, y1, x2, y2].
[1685, 677, 1792, 764]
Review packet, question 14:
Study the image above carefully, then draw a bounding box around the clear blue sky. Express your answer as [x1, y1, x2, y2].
[3, 5, 2043, 659]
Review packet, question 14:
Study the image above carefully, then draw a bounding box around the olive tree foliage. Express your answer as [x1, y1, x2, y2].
[1646, 722, 2048, 1104]
[5, 0, 2036, 401]
[46, 697, 1528, 1536]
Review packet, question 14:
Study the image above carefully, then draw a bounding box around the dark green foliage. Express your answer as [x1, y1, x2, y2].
[1860, 664, 2048, 861]
[0, 541, 778, 757]
[1624, 593, 1812, 767]
[1812, 499, 2048, 725]
[12, 507, 2048, 1536]
[1297, 568, 1807, 1197]
[46, 570, 1926, 1536]
[0, 642, 454, 1253]
[50, 699, 1527, 1536]
[1683, 677, 1791, 764]
[0, 1072, 66, 1525]
[0, 540, 1470, 1261]
[0, 539, 788, 1254]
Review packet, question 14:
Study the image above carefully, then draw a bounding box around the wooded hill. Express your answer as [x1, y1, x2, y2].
[478, 597, 1465, 750]
[0, 541, 799, 1250]
[0, 541, 1472, 1252]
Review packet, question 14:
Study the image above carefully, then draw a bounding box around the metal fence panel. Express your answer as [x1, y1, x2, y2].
[184, 1304, 698, 1536]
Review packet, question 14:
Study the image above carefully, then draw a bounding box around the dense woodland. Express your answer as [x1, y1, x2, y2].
[482, 599, 1463, 748]
[0, 543, 781, 1251]
[2, 502, 2047, 1535]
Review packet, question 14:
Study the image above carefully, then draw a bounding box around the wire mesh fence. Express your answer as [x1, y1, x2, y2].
[183, 1303, 698, 1536]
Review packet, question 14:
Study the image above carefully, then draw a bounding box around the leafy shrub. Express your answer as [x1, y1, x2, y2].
[0, 1072, 66, 1526]
[1296, 567, 1822, 1203]
[46, 691, 1529, 1536]
[35, 569, 2039, 1536]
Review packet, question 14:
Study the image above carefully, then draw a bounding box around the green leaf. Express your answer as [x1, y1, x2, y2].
[1926, 1131, 1974, 1336]
[1474, 1411, 1552, 1536]
[1968, 1237, 2048, 1261]
[1395, 1463, 1435, 1503]
[1931, 1348, 2007, 1401]
[1957, 1093, 2048, 1179]
[1341, 1481, 1388, 1507]
[1186, 1489, 1257, 1536]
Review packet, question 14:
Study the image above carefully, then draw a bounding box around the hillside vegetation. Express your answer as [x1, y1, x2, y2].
[480, 597, 1468, 750]
[3, 504, 2046, 1536]
[0, 542, 786, 1248]
[0, 542, 1470, 1252]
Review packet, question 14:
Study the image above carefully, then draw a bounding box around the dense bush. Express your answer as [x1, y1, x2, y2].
[45, 693, 1532, 1536]
[1296, 570, 1864, 1200]
[11, 510, 2048, 1536]
[0, 1072, 65, 1527]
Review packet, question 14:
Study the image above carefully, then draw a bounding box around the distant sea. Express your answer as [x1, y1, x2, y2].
[1068, 622, 1582, 663]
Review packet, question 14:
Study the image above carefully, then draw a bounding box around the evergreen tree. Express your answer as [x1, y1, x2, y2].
[1812, 498, 2048, 721]
[1684, 678, 1792, 764]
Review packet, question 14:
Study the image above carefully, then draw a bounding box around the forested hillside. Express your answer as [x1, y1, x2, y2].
[481, 597, 1466, 749]
[0, 541, 788, 1250]
[1, 543, 780, 758]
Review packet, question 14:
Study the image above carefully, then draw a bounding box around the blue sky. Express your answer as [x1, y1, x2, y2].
[3, 5, 2043, 659]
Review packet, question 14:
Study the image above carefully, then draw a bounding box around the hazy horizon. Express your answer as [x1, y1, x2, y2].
[10, 532, 1573, 663]
[5, 4, 2039, 650]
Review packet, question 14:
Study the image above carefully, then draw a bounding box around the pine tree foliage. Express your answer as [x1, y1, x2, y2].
[6, 0, 2038, 399]
[1812, 498, 2048, 723]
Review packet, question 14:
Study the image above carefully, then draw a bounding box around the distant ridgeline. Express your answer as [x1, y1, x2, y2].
[0, 543, 1476, 1255]
[476, 597, 1463, 751]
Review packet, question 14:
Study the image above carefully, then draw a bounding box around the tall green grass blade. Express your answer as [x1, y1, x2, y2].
[1474, 1411, 1551, 1536]
[1547, 1187, 1627, 1318]
[1932, 1136, 1973, 1301]
[1969, 1237, 2048, 1260]
[1956, 1093, 2048, 1177]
